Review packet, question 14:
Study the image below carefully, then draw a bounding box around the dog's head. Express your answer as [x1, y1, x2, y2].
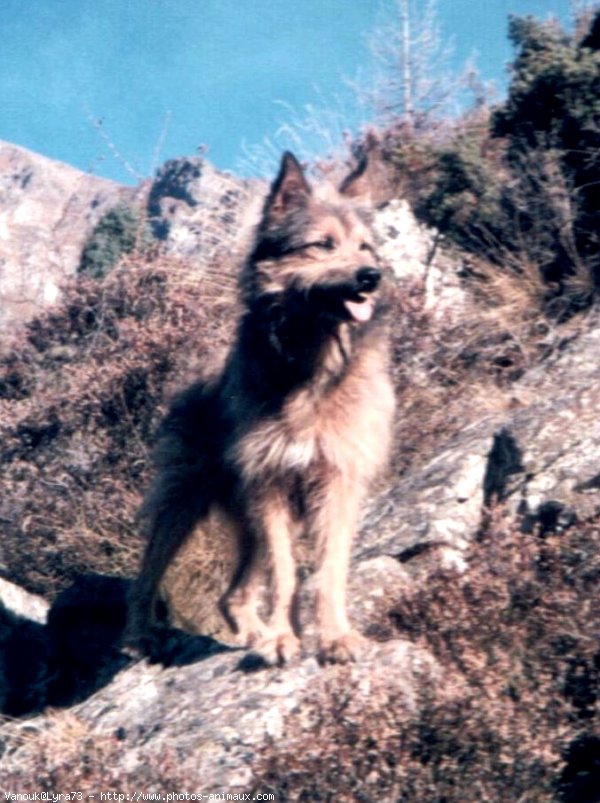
[243, 152, 386, 326]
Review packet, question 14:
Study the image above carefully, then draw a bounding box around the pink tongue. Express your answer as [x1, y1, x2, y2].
[345, 297, 373, 322]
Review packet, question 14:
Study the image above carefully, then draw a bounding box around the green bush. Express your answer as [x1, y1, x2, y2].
[78, 203, 144, 279]
[383, 9, 600, 316]
[493, 12, 600, 288]
[417, 130, 505, 255]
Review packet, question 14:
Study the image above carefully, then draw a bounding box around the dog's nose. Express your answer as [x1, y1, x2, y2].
[355, 267, 381, 293]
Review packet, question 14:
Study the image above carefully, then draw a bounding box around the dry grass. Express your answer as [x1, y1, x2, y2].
[0, 251, 238, 598]
[386, 253, 569, 479]
[252, 510, 600, 801]
[0, 711, 187, 792]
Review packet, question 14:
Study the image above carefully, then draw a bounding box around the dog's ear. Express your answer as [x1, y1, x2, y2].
[264, 152, 312, 220]
[338, 154, 371, 201]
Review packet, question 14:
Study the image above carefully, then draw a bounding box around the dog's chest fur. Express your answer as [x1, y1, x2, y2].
[232, 335, 394, 486]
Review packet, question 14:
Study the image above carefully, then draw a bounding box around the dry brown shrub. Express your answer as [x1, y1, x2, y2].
[0, 251, 238, 598]
[1, 711, 187, 792]
[386, 511, 600, 801]
[252, 511, 600, 801]
[386, 258, 564, 479]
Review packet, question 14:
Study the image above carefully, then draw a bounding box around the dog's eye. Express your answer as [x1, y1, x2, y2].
[312, 236, 336, 251]
[297, 236, 336, 252]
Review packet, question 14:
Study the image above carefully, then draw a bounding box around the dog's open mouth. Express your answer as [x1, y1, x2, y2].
[344, 294, 374, 323]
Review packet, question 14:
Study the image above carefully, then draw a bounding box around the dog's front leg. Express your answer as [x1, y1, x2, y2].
[313, 471, 366, 663]
[238, 488, 301, 665]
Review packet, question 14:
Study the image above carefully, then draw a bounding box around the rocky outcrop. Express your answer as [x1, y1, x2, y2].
[374, 198, 464, 317]
[147, 156, 264, 263]
[63, 640, 436, 789]
[359, 312, 600, 564]
[0, 142, 137, 331]
[0, 145, 266, 333]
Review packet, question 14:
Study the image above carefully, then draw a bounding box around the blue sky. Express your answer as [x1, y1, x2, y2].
[1, 0, 574, 184]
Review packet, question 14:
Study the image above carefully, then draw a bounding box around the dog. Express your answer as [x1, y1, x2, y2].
[125, 151, 395, 664]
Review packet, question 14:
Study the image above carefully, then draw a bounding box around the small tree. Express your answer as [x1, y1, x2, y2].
[357, 0, 473, 130]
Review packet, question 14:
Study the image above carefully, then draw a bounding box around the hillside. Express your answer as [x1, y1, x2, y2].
[0, 134, 597, 799]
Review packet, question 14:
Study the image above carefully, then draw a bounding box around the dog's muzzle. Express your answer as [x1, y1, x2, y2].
[344, 266, 381, 323]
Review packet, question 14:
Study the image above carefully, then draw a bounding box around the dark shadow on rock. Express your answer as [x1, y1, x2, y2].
[557, 735, 600, 803]
[138, 624, 236, 668]
[519, 499, 577, 536]
[483, 427, 524, 507]
[45, 573, 132, 707]
[395, 541, 441, 563]
[0, 573, 234, 717]
[0, 604, 56, 717]
[574, 471, 600, 493]
[235, 652, 272, 673]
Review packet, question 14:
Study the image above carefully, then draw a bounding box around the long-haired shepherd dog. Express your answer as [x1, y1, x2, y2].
[126, 151, 395, 664]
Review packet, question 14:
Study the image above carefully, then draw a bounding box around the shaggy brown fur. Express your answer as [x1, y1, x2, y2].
[125, 152, 395, 664]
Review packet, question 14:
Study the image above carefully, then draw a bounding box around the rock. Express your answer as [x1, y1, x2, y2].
[505, 320, 600, 526]
[373, 199, 466, 318]
[0, 576, 48, 624]
[359, 420, 493, 562]
[1, 639, 439, 789]
[147, 156, 265, 264]
[369, 311, 600, 569]
[0, 146, 265, 335]
[0, 141, 137, 331]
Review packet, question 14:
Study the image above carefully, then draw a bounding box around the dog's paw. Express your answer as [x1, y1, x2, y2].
[318, 630, 367, 664]
[253, 630, 301, 666]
